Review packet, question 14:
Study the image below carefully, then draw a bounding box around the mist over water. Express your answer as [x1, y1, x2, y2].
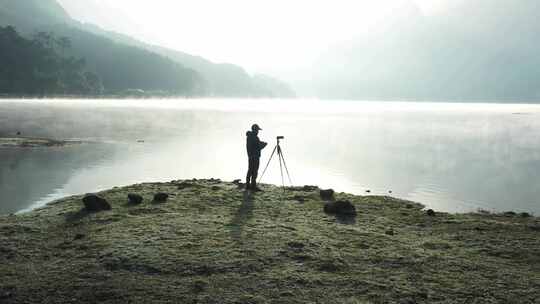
[1, 99, 539, 215]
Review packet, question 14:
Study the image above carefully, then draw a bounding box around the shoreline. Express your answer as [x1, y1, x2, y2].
[1, 179, 538, 303]
[0, 137, 84, 148]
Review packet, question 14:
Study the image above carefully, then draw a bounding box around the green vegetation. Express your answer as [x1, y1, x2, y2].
[1, 179, 538, 303]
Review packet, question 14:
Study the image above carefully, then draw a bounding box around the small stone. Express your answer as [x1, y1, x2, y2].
[303, 185, 318, 192]
[385, 228, 394, 236]
[320, 189, 335, 200]
[128, 193, 143, 205]
[153, 193, 169, 203]
[324, 200, 357, 216]
[426, 209, 436, 216]
[82, 194, 111, 212]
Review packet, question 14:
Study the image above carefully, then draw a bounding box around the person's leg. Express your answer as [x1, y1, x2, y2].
[246, 157, 254, 189]
[251, 157, 260, 189]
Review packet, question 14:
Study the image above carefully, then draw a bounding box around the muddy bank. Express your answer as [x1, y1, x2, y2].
[1, 179, 539, 303]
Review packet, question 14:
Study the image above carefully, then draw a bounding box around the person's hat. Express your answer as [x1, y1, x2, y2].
[251, 124, 262, 131]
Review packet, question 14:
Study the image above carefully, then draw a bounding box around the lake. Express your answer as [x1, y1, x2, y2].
[1, 99, 539, 215]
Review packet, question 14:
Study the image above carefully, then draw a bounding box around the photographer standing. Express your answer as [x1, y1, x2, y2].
[246, 124, 267, 191]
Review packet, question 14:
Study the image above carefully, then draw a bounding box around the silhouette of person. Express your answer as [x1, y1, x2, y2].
[246, 124, 267, 191]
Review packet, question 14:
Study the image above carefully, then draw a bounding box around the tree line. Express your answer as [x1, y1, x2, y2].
[0, 26, 103, 96]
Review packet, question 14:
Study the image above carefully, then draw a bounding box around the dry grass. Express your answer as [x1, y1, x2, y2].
[1, 179, 539, 303]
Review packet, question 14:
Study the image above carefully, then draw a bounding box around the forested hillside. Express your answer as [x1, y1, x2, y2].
[0, 26, 102, 95]
[0, 0, 294, 97]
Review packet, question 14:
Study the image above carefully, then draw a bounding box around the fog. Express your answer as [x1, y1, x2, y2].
[56, 0, 540, 101]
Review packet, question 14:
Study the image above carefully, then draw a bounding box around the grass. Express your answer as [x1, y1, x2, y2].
[1, 179, 539, 303]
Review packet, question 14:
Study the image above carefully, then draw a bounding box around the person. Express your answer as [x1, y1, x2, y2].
[246, 124, 267, 191]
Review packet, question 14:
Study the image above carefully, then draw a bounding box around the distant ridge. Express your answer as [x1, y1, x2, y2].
[0, 0, 295, 97]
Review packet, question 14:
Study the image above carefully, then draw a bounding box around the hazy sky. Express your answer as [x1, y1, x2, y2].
[57, 0, 453, 74]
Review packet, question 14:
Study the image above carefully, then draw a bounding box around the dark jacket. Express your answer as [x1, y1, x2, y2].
[246, 131, 267, 158]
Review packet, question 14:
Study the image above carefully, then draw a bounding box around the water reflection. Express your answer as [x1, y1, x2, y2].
[0, 99, 539, 214]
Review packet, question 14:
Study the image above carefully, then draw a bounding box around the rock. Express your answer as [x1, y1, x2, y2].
[232, 179, 242, 185]
[324, 200, 357, 216]
[82, 194, 111, 212]
[520, 212, 532, 218]
[74, 233, 85, 240]
[303, 185, 318, 192]
[128, 193, 143, 205]
[320, 189, 335, 200]
[389, 190, 393, 194]
[153, 193, 169, 203]
[426, 209, 436, 217]
[366, 190, 371, 193]
[211, 186, 220, 191]
[504, 211, 516, 216]
[385, 228, 394, 236]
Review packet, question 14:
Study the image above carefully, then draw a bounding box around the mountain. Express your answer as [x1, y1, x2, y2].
[310, 0, 540, 101]
[0, 0, 70, 31]
[73, 20, 295, 98]
[0, 0, 295, 97]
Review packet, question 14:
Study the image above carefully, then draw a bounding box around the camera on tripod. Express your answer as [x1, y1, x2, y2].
[259, 135, 292, 188]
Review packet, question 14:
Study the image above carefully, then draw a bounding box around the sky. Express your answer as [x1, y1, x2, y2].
[57, 0, 453, 75]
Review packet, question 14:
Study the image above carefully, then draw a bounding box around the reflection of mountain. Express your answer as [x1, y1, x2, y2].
[0, 145, 115, 214]
[311, 0, 540, 101]
[0, 0, 294, 97]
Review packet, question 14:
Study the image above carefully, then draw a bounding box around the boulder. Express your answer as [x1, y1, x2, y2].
[319, 189, 335, 200]
[303, 185, 318, 192]
[426, 209, 436, 217]
[128, 193, 143, 205]
[520, 212, 532, 218]
[82, 194, 111, 212]
[154, 192, 169, 203]
[324, 200, 357, 216]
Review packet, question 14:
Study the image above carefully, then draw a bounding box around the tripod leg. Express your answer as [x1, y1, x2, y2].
[278, 146, 285, 188]
[258, 145, 277, 183]
[279, 147, 293, 186]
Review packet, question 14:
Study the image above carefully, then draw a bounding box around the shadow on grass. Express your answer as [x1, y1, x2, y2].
[64, 209, 91, 222]
[227, 191, 255, 242]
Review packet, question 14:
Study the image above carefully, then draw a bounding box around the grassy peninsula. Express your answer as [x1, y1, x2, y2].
[1, 179, 539, 303]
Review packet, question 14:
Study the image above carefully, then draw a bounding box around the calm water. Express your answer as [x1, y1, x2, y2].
[1, 99, 539, 215]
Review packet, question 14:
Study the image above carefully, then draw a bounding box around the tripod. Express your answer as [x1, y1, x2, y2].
[259, 136, 293, 188]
